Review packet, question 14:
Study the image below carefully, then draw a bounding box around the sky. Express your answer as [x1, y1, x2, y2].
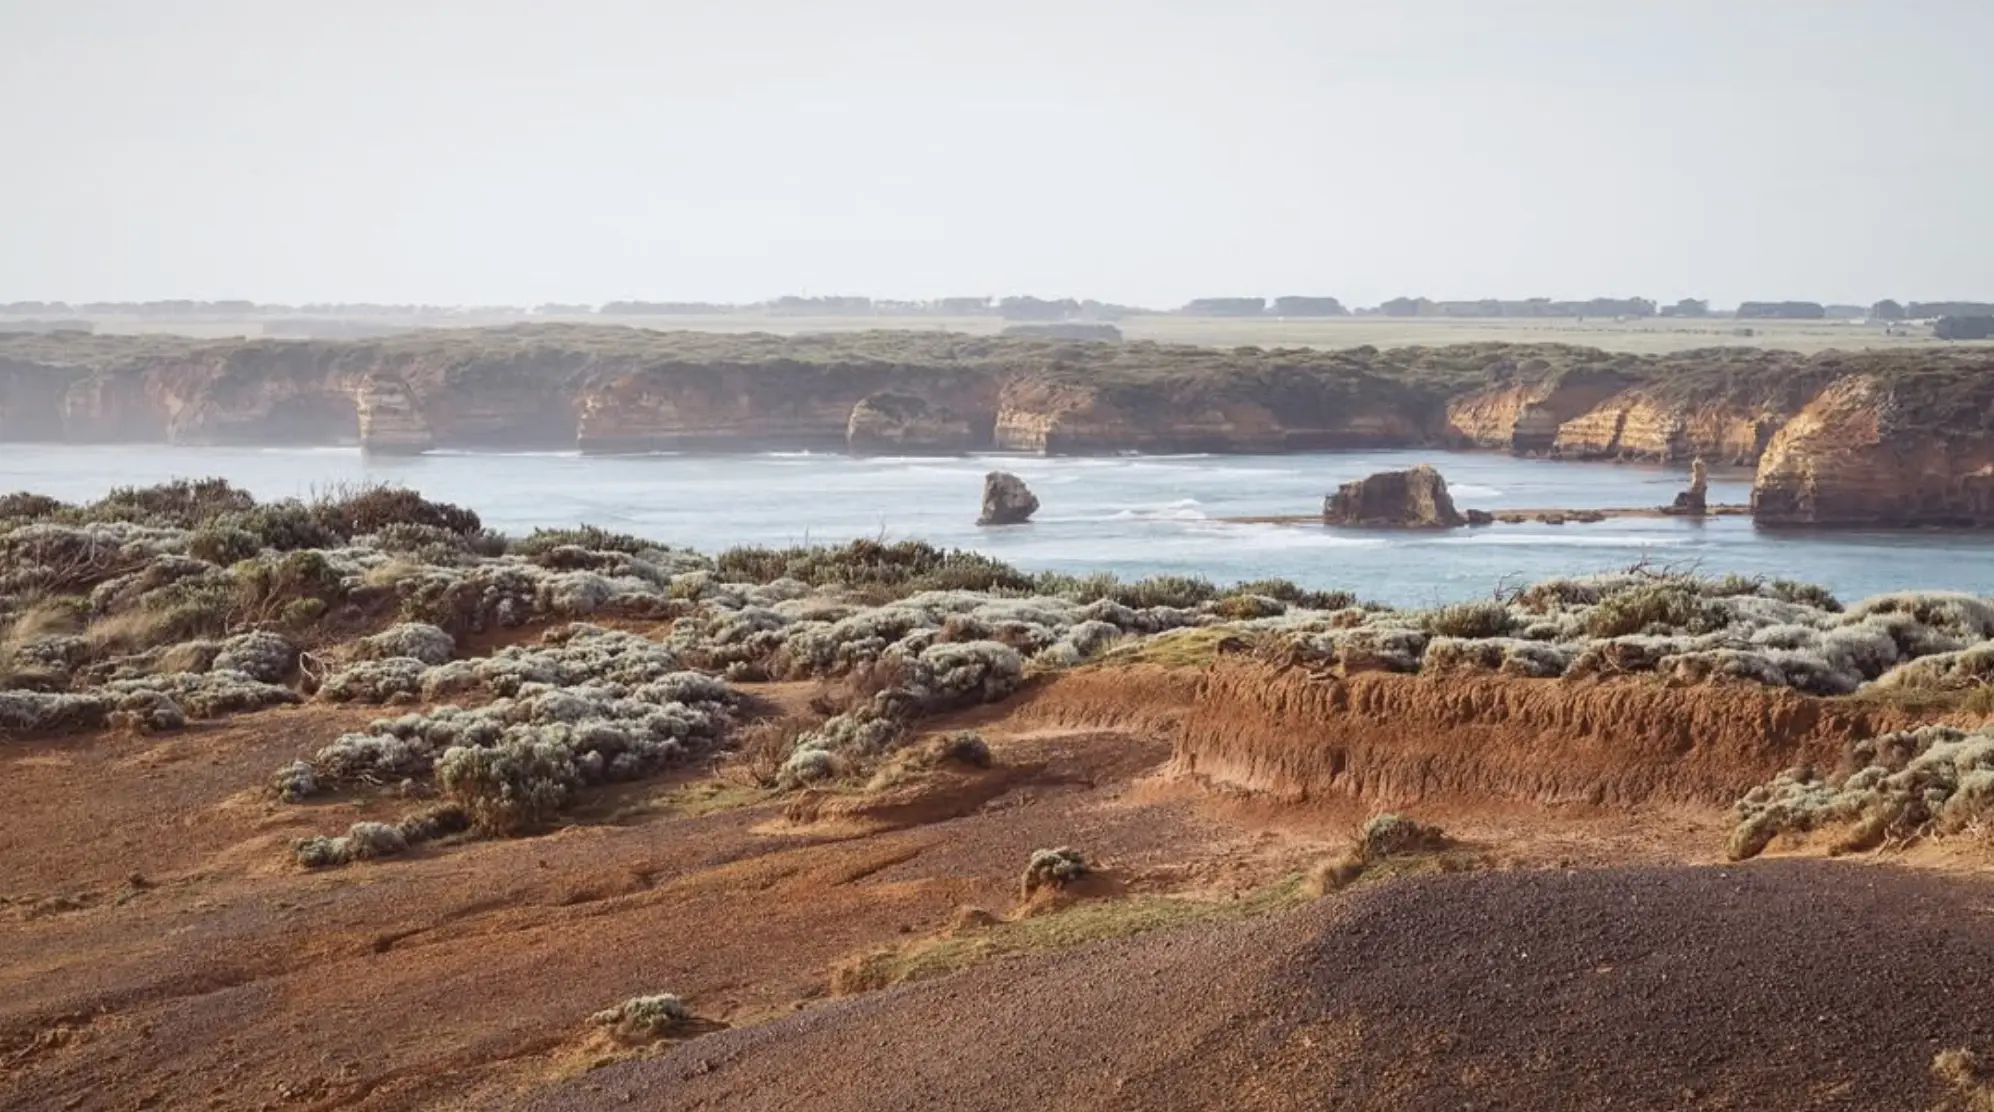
[2, 0, 1989, 308]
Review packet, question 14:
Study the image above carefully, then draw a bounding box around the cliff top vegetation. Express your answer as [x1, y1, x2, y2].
[5, 326, 1992, 428]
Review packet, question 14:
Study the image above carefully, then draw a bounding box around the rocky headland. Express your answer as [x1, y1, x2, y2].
[4, 326, 1993, 526]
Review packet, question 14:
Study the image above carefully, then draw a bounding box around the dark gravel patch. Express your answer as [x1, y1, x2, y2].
[514, 860, 1994, 1112]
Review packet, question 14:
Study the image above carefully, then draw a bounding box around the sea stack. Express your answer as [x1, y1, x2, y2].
[978, 471, 1040, 525]
[1323, 464, 1465, 528]
[1668, 457, 1709, 515]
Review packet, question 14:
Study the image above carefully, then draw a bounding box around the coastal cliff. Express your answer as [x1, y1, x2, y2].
[993, 373, 1423, 453]
[5, 326, 1994, 527]
[1752, 374, 1994, 527]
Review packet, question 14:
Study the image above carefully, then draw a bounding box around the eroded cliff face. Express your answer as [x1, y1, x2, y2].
[1443, 367, 1635, 454]
[1446, 371, 1790, 464]
[993, 375, 1423, 454]
[355, 373, 433, 454]
[846, 392, 972, 454]
[573, 364, 1001, 453]
[1173, 663, 1917, 808]
[1752, 375, 1994, 527]
[1548, 394, 1783, 464]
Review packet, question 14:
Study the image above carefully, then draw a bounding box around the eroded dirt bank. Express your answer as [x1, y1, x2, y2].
[1172, 662, 1928, 808]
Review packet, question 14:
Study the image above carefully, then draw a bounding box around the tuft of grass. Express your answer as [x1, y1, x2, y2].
[589, 994, 689, 1042]
[1933, 1048, 1994, 1111]
[1308, 813, 1460, 894]
[831, 878, 1310, 995]
[1097, 626, 1249, 668]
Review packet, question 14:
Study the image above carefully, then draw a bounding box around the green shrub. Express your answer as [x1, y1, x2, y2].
[1108, 575, 1218, 610]
[1231, 578, 1357, 610]
[435, 739, 577, 835]
[1769, 579, 1842, 612]
[233, 550, 345, 624]
[715, 539, 1033, 596]
[0, 492, 69, 522]
[86, 479, 255, 528]
[310, 483, 481, 539]
[1210, 593, 1285, 620]
[216, 501, 338, 551]
[513, 525, 652, 557]
[128, 577, 236, 645]
[1584, 581, 1724, 638]
[1418, 600, 1514, 639]
[1029, 570, 1123, 602]
[187, 526, 262, 566]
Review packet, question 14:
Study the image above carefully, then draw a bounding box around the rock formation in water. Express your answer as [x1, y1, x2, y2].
[978, 471, 1040, 525]
[1751, 375, 1994, 527]
[1667, 458, 1709, 515]
[845, 392, 971, 455]
[1323, 465, 1464, 528]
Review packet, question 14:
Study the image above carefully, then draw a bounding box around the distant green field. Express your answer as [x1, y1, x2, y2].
[12, 311, 1987, 356]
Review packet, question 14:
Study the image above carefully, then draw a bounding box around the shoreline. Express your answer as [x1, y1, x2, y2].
[1225, 504, 1753, 526]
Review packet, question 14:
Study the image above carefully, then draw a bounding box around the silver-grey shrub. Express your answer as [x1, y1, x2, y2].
[1729, 724, 1994, 859]
[350, 622, 455, 666]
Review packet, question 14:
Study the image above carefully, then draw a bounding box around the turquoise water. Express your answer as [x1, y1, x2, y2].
[1, 445, 1987, 606]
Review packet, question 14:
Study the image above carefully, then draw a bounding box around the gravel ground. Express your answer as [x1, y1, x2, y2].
[518, 860, 1994, 1112]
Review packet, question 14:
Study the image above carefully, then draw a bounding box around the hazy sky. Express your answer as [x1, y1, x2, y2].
[3, 0, 1989, 307]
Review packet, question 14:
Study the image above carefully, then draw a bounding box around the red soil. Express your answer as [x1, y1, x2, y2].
[4, 663, 1989, 1111]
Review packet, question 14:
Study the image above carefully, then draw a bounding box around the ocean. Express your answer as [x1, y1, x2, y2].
[2, 445, 1986, 607]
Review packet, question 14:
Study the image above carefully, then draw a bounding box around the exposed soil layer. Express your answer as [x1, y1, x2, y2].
[3, 662, 1987, 1111]
[520, 860, 1994, 1112]
[1176, 663, 1930, 808]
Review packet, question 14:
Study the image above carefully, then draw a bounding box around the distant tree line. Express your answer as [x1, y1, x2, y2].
[1735, 301, 1827, 320]
[1375, 297, 1658, 318]
[1870, 300, 1994, 321]
[9, 295, 1994, 324]
[1171, 297, 1351, 317]
[1934, 316, 1994, 341]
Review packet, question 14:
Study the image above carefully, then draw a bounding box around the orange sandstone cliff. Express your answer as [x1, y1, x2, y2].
[1751, 374, 1994, 527]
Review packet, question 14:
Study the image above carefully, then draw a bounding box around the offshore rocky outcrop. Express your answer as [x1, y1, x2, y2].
[1752, 375, 1994, 527]
[5, 328, 1994, 526]
[1323, 465, 1463, 528]
[977, 471, 1040, 525]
